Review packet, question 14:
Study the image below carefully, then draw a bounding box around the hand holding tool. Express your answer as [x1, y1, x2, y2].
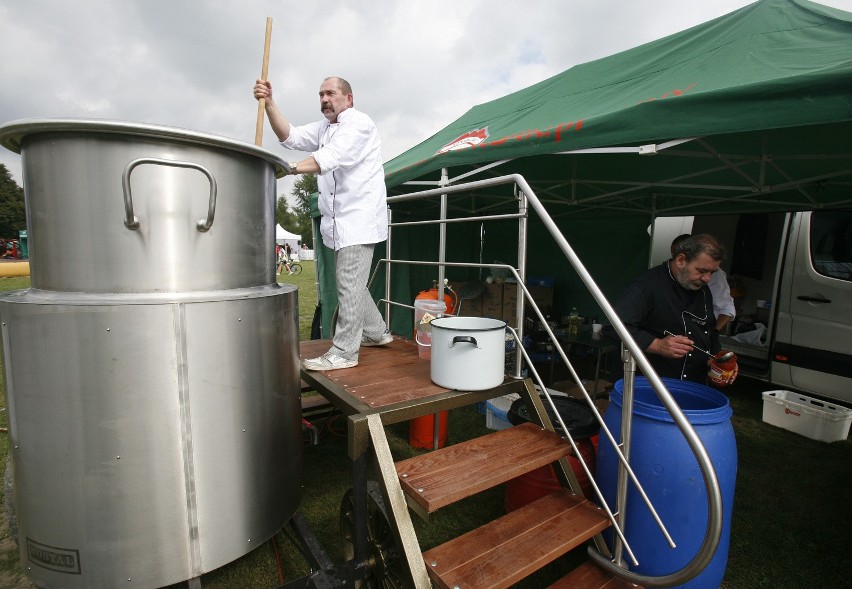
[663, 330, 735, 362]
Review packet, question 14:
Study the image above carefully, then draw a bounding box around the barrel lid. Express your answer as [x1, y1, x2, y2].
[0, 118, 291, 178]
[508, 395, 600, 439]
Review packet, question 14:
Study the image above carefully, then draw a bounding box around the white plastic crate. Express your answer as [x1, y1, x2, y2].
[762, 390, 852, 443]
[486, 393, 519, 430]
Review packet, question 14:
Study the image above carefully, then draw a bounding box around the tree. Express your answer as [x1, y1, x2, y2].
[0, 164, 26, 239]
[276, 174, 316, 247]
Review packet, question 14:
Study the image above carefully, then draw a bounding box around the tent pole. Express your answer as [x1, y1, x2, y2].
[513, 183, 528, 378]
[437, 168, 448, 299]
[384, 207, 393, 330]
[646, 194, 658, 268]
[433, 168, 450, 451]
[312, 216, 323, 338]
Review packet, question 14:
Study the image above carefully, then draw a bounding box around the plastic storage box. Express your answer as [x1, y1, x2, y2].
[486, 393, 519, 430]
[761, 390, 852, 443]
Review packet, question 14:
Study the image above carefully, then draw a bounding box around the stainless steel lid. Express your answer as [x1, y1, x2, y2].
[0, 117, 291, 177]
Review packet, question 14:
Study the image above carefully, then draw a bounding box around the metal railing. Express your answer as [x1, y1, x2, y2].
[381, 172, 723, 587]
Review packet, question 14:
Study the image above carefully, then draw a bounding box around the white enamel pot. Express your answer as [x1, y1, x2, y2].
[430, 316, 507, 390]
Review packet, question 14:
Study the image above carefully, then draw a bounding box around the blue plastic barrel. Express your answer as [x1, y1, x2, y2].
[596, 378, 737, 589]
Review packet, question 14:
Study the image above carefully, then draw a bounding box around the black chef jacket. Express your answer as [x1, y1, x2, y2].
[606, 261, 720, 383]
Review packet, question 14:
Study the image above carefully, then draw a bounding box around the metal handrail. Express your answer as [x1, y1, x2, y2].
[385, 173, 724, 587]
[371, 258, 659, 566]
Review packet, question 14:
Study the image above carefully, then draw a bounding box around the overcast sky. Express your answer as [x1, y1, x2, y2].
[2, 0, 851, 201]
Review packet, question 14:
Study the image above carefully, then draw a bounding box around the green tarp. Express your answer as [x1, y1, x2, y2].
[314, 0, 852, 336]
[385, 0, 852, 215]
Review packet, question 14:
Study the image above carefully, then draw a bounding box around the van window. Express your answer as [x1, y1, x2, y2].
[810, 210, 852, 281]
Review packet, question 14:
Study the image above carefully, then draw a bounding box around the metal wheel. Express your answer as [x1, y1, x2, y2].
[340, 481, 406, 589]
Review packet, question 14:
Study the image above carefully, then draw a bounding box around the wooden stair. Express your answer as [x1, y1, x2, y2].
[548, 562, 640, 589]
[394, 422, 640, 589]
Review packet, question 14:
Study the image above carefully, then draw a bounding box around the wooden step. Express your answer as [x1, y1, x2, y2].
[422, 490, 610, 589]
[548, 561, 641, 589]
[395, 422, 573, 513]
[300, 393, 331, 411]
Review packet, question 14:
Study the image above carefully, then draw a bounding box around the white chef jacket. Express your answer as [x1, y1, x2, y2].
[281, 108, 388, 251]
[709, 268, 736, 319]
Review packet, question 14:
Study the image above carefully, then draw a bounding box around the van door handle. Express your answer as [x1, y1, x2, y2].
[797, 295, 831, 303]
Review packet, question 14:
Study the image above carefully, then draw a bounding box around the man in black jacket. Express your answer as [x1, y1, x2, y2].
[606, 233, 724, 382]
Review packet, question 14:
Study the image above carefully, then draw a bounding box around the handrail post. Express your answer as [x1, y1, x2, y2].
[385, 207, 393, 331]
[437, 168, 448, 300]
[613, 345, 637, 568]
[513, 184, 528, 378]
[433, 168, 450, 450]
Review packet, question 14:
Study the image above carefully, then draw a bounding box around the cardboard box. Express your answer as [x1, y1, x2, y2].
[528, 285, 554, 310]
[455, 282, 483, 317]
[481, 283, 503, 320]
[458, 282, 554, 326]
[762, 390, 851, 442]
[502, 285, 518, 325]
[502, 284, 553, 325]
[551, 378, 612, 415]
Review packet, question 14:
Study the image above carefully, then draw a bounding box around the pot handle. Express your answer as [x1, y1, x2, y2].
[122, 157, 218, 232]
[449, 335, 480, 348]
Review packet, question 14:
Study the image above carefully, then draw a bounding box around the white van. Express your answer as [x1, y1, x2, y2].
[652, 210, 852, 405]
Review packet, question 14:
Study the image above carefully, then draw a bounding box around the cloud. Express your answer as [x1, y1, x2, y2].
[3, 0, 852, 208]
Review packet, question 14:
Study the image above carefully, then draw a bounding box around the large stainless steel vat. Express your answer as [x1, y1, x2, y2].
[0, 119, 301, 588]
[1, 119, 282, 293]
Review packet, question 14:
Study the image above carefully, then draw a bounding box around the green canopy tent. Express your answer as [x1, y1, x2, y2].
[314, 0, 852, 337]
[377, 0, 852, 329]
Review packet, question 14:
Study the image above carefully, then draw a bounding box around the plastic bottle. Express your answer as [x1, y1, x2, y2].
[568, 307, 580, 334]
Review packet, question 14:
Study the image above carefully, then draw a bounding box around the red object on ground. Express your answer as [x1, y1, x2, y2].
[409, 411, 449, 449]
[504, 434, 598, 511]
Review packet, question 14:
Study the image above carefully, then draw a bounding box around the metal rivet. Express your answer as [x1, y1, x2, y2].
[417, 488, 424, 492]
[242, 429, 246, 432]
[116, 456, 120, 459]
[431, 561, 437, 567]
[402, 473, 408, 478]
[106, 328, 111, 332]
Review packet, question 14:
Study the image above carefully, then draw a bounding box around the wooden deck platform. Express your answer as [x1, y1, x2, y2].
[299, 337, 527, 432]
[299, 337, 449, 409]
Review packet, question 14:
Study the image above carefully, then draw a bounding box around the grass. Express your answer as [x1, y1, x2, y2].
[1, 268, 851, 588]
[280, 260, 320, 341]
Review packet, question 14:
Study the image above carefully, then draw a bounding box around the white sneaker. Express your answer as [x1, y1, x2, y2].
[361, 331, 394, 347]
[303, 352, 358, 371]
